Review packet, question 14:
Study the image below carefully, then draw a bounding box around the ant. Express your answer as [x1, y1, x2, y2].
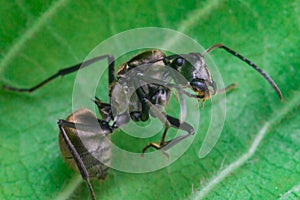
[3, 43, 282, 200]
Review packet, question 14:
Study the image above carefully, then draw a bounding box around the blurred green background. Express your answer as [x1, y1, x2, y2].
[0, 0, 299, 199]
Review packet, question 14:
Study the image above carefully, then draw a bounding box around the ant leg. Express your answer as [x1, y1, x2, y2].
[58, 119, 112, 135]
[135, 73, 204, 99]
[134, 75, 199, 123]
[135, 76, 198, 126]
[3, 55, 115, 93]
[58, 120, 96, 200]
[92, 97, 112, 122]
[129, 111, 143, 121]
[141, 114, 194, 156]
[216, 83, 238, 94]
[141, 124, 171, 158]
[132, 78, 150, 121]
[160, 115, 195, 150]
[57, 115, 112, 200]
[141, 98, 194, 156]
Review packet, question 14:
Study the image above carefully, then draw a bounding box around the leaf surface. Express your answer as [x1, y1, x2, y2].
[0, 1, 299, 199]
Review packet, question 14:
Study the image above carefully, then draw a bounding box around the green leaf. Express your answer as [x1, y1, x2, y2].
[1, 0, 299, 200]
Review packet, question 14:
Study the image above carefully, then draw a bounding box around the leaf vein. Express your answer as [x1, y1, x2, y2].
[0, 0, 71, 74]
[189, 94, 300, 200]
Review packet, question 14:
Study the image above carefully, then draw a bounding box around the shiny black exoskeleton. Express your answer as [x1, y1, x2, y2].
[3, 43, 282, 200]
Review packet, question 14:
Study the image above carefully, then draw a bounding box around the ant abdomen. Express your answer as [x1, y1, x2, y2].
[58, 108, 111, 180]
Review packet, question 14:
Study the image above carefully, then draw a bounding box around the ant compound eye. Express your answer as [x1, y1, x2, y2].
[190, 78, 207, 92]
[175, 57, 184, 66]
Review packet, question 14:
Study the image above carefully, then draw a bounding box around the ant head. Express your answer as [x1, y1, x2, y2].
[166, 43, 282, 102]
[168, 53, 216, 100]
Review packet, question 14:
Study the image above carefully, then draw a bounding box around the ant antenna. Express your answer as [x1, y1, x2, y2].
[202, 43, 282, 101]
